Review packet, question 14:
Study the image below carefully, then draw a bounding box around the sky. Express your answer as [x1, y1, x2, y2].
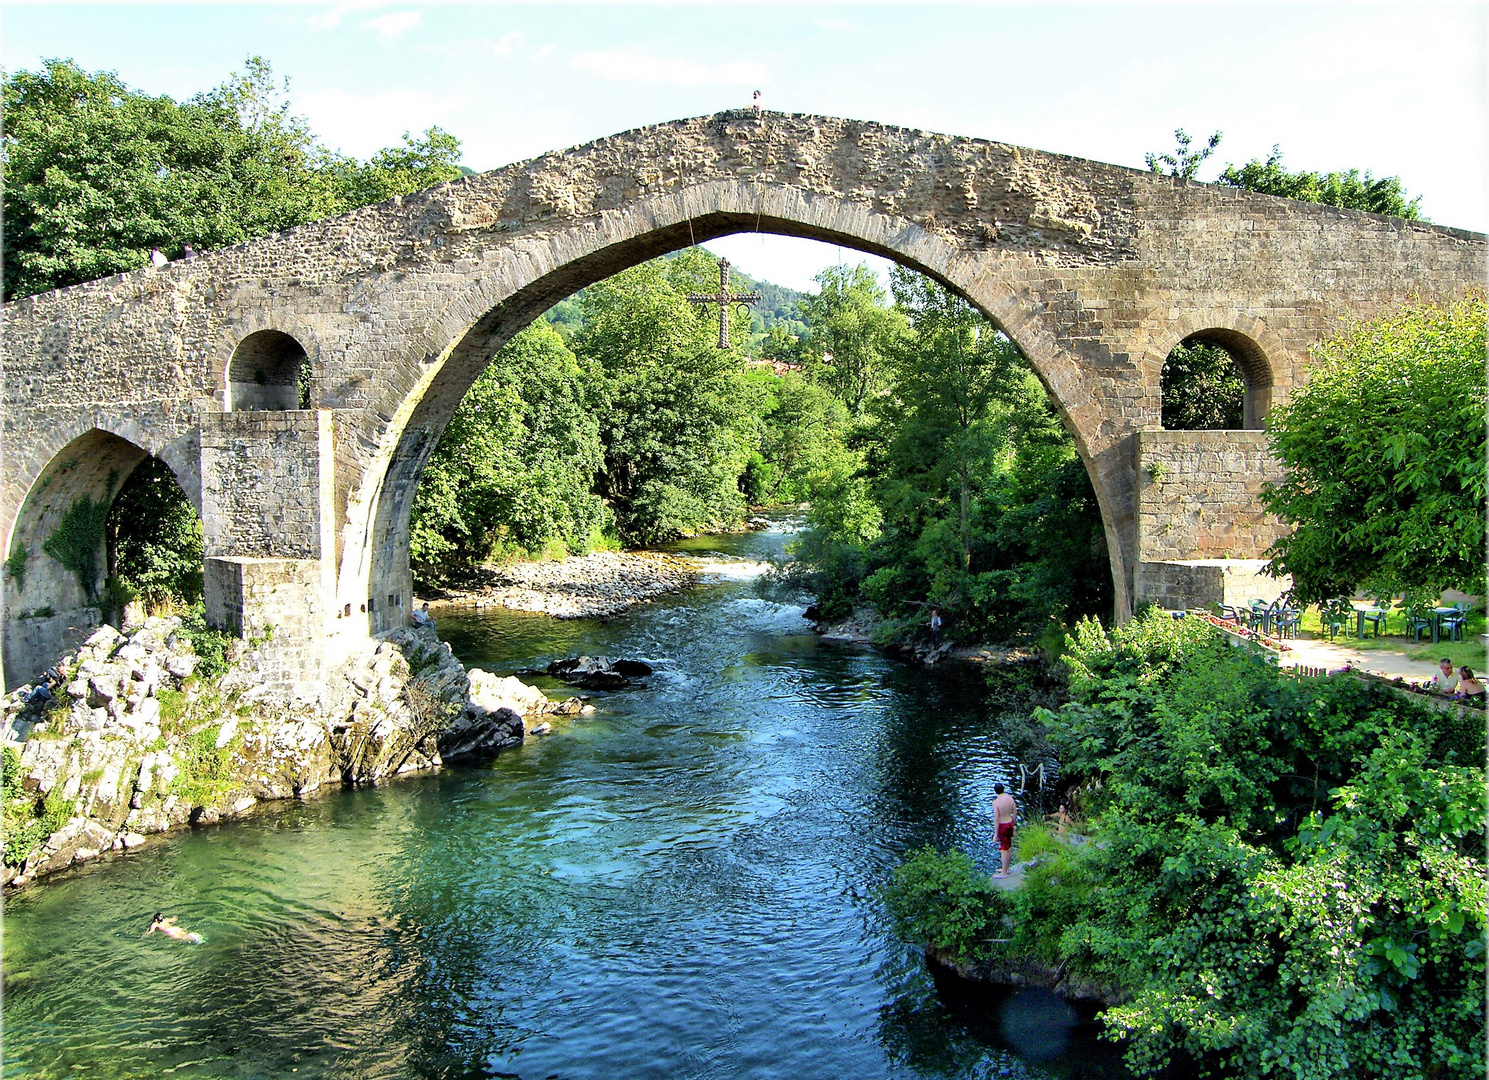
[3, 1, 1484, 293]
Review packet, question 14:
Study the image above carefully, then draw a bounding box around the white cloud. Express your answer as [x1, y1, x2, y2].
[363, 10, 421, 40]
[298, 86, 460, 160]
[306, 1, 385, 32]
[571, 49, 767, 87]
[534, 43, 555, 60]
[490, 31, 522, 57]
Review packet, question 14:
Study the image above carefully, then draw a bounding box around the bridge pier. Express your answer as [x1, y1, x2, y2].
[199, 410, 339, 695]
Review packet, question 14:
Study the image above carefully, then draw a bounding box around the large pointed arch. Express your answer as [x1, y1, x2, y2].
[329, 184, 1136, 641]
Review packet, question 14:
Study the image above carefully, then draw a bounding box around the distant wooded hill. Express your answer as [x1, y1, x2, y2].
[543, 251, 808, 354]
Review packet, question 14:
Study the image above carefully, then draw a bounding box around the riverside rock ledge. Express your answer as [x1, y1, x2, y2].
[1, 617, 579, 889]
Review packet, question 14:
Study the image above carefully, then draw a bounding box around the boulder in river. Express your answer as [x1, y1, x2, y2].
[542, 656, 653, 690]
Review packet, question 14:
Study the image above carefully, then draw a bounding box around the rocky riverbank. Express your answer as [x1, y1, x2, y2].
[427, 551, 701, 619]
[809, 605, 1039, 668]
[1, 617, 586, 890]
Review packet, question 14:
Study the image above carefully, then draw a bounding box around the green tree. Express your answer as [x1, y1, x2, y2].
[1160, 340, 1245, 429]
[574, 250, 761, 544]
[1262, 294, 1487, 603]
[1021, 612, 1487, 1079]
[332, 126, 466, 207]
[2, 57, 470, 302]
[799, 264, 909, 416]
[2, 57, 345, 299]
[888, 267, 1022, 573]
[1145, 128, 1223, 179]
[1220, 146, 1423, 220]
[410, 320, 604, 572]
[106, 457, 204, 606]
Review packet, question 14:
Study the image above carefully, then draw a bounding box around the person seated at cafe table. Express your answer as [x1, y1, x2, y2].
[1454, 666, 1485, 701]
[1434, 657, 1461, 694]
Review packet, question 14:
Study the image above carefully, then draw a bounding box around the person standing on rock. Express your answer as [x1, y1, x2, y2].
[928, 608, 943, 647]
[146, 913, 203, 943]
[992, 783, 1017, 878]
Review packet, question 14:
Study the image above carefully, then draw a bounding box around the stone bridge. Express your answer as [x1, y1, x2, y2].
[3, 111, 1483, 690]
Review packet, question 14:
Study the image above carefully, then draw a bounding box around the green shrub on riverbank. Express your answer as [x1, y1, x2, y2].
[893, 611, 1486, 1078]
[882, 846, 1010, 961]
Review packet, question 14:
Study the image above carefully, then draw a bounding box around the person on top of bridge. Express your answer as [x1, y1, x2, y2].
[149, 247, 168, 268]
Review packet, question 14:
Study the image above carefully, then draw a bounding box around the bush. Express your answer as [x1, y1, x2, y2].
[1031, 617, 1487, 1078]
[177, 604, 232, 681]
[170, 724, 237, 808]
[880, 846, 1008, 961]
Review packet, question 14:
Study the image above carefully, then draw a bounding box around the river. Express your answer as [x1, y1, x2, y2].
[1, 521, 1126, 1079]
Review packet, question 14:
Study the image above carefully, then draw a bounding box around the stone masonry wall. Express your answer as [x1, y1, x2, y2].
[199, 410, 335, 561]
[1136, 559, 1292, 612]
[1137, 430, 1289, 563]
[206, 557, 328, 691]
[3, 111, 1484, 681]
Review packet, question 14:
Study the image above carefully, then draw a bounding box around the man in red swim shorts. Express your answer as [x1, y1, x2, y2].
[992, 783, 1017, 877]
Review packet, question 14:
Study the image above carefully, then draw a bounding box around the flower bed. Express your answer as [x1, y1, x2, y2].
[1192, 611, 1292, 655]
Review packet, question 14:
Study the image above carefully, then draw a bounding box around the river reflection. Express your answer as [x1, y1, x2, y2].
[1, 521, 1125, 1079]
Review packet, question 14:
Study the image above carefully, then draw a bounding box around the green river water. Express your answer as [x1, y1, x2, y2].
[1, 522, 1126, 1080]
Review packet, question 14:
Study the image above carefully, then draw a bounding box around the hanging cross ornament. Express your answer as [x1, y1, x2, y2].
[688, 258, 762, 349]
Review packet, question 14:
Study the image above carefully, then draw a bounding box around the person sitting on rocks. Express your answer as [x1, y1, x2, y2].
[411, 602, 434, 628]
[146, 912, 203, 943]
[1048, 803, 1075, 835]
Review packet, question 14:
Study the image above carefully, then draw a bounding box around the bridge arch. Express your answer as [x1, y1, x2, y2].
[1151, 313, 1287, 431]
[5, 111, 1481, 687]
[2, 426, 197, 684]
[225, 329, 311, 411]
[338, 184, 1131, 638]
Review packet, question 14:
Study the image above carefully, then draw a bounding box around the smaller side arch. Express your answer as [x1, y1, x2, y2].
[226, 329, 310, 411]
[2, 429, 170, 689]
[1150, 313, 1287, 430]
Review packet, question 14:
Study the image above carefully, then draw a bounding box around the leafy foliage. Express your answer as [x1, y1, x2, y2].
[1262, 294, 1487, 603]
[2, 57, 467, 301]
[1017, 612, 1487, 1078]
[411, 321, 606, 572]
[785, 267, 1112, 639]
[798, 264, 909, 417]
[178, 604, 233, 681]
[880, 845, 1009, 960]
[43, 491, 113, 603]
[1146, 128, 1223, 179]
[576, 249, 763, 545]
[106, 456, 204, 607]
[1160, 341, 1245, 430]
[5, 544, 29, 592]
[1221, 146, 1423, 220]
[170, 724, 239, 809]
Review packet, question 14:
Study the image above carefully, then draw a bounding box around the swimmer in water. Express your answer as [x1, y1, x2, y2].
[146, 912, 203, 944]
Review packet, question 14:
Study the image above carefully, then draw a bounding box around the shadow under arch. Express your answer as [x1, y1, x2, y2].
[226, 329, 310, 412]
[2, 427, 195, 688]
[348, 200, 1130, 634]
